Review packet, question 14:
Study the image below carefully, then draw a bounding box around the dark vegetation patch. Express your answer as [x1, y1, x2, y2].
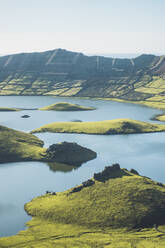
[130, 168, 139, 175]
[21, 115, 30, 118]
[93, 163, 129, 182]
[46, 142, 97, 166]
[121, 121, 142, 133]
[70, 179, 95, 194]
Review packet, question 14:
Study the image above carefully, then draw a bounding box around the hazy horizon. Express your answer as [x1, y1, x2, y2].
[0, 50, 164, 59]
[1, 0, 165, 55]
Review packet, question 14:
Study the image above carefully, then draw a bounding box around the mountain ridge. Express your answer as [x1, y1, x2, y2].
[0, 48, 165, 109]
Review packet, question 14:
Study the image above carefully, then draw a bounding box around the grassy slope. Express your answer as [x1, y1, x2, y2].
[31, 118, 165, 135]
[1, 72, 165, 111]
[1, 167, 165, 247]
[39, 102, 96, 111]
[133, 76, 165, 110]
[25, 168, 165, 228]
[72, 76, 165, 110]
[76, 76, 165, 110]
[0, 125, 46, 162]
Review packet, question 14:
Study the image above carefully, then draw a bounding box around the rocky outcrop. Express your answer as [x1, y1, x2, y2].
[70, 179, 95, 194]
[130, 168, 139, 175]
[93, 164, 129, 182]
[46, 142, 97, 166]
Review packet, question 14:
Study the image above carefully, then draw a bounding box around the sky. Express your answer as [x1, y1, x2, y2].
[0, 0, 165, 55]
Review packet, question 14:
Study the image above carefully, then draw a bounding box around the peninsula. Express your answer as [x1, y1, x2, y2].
[0, 125, 96, 165]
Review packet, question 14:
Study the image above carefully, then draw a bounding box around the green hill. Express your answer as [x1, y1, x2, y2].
[0, 125, 45, 162]
[39, 102, 96, 111]
[31, 118, 165, 135]
[26, 164, 165, 229]
[1, 164, 165, 247]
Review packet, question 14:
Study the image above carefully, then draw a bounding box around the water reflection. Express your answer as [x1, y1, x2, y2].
[46, 162, 78, 173]
[0, 96, 163, 132]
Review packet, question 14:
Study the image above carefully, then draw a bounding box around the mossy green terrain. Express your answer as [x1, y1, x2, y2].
[1, 165, 165, 247]
[0, 125, 46, 163]
[39, 102, 96, 111]
[1, 220, 165, 248]
[32, 118, 165, 135]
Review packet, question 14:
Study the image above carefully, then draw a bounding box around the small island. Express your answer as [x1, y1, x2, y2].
[0, 102, 95, 112]
[46, 142, 96, 166]
[21, 115, 30, 118]
[1, 164, 165, 247]
[38, 102, 96, 111]
[31, 118, 165, 135]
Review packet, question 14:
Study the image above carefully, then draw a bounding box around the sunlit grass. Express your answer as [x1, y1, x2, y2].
[0, 125, 46, 162]
[32, 118, 165, 134]
[39, 102, 96, 111]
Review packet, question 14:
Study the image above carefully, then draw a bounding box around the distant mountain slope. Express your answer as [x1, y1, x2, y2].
[0, 49, 165, 109]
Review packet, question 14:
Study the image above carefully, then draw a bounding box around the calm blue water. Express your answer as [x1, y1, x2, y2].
[0, 96, 164, 237]
[0, 96, 162, 132]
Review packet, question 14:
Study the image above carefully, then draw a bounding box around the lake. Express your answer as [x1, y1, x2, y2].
[0, 96, 164, 237]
